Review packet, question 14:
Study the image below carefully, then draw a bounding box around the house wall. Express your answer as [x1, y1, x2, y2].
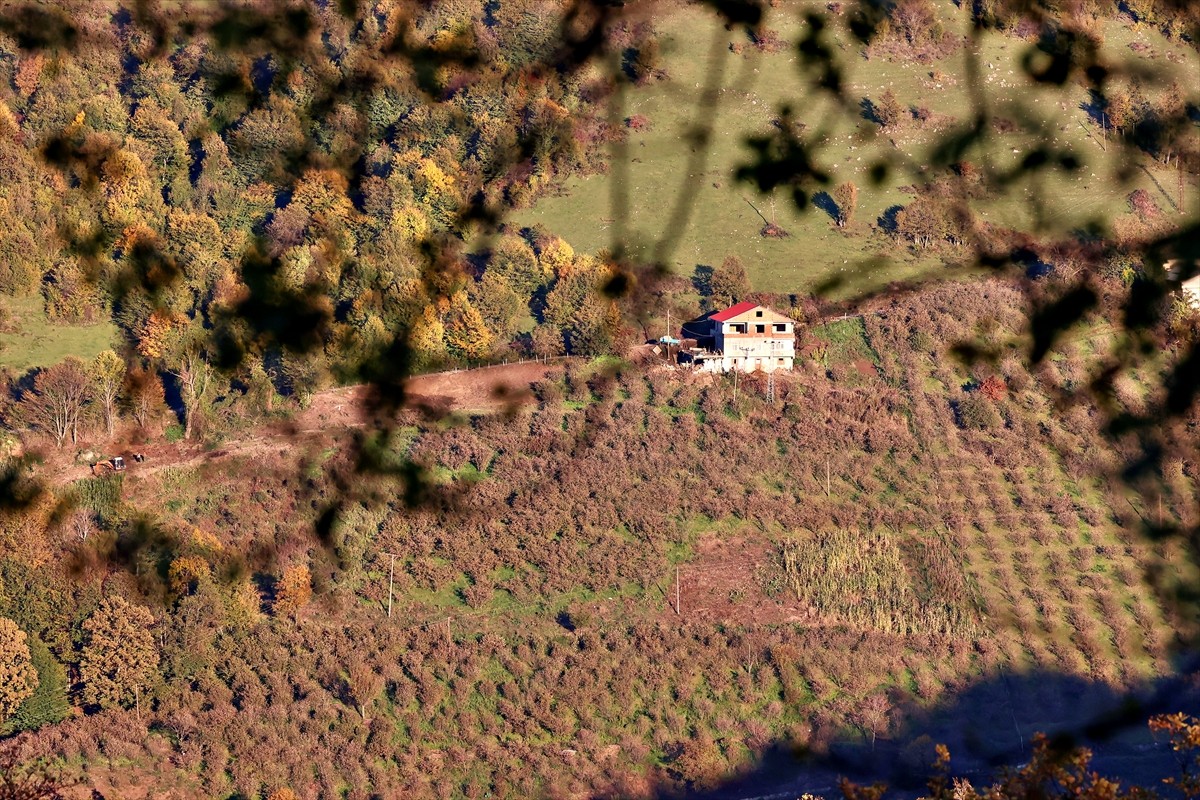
[1183, 275, 1200, 310]
[714, 322, 794, 367]
[697, 308, 796, 373]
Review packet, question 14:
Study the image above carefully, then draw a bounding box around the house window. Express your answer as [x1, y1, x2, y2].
[774, 323, 788, 333]
[755, 324, 765, 334]
[729, 323, 746, 334]
[755, 310, 763, 317]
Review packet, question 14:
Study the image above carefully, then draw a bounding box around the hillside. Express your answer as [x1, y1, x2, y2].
[0, 0, 1198, 796]
[3, 278, 1197, 797]
[519, 2, 1197, 296]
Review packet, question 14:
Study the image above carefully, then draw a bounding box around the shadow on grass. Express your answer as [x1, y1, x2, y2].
[633, 665, 1200, 799]
[813, 191, 839, 225]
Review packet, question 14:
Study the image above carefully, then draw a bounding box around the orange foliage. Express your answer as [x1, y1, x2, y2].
[275, 564, 312, 619]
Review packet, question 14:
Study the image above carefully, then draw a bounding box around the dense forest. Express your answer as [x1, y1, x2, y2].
[0, 0, 1198, 797]
[0, 0, 646, 420]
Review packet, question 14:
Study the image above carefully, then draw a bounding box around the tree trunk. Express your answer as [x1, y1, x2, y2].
[183, 393, 194, 440]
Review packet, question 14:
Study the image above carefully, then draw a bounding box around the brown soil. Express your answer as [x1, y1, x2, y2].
[35, 360, 567, 487]
[669, 535, 815, 626]
[853, 358, 878, 378]
[399, 360, 563, 416]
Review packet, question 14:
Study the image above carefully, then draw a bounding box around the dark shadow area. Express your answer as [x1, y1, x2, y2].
[812, 191, 840, 224]
[692, 264, 714, 298]
[633, 666, 1200, 799]
[860, 96, 880, 125]
[1010, 247, 1054, 279]
[877, 204, 904, 234]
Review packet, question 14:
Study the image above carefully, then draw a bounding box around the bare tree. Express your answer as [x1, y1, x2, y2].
[171, 347, 212, 441]
[22, 358, 91, 447]
[853, 692, 892, 751]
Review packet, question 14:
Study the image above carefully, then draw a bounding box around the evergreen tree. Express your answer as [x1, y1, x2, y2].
[4, 635, 67, 734]
[489, 235, 546, 300]
[469, 272, 525, 342]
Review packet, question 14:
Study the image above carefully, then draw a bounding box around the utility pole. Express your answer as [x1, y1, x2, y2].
[385, 553, 398, 618]
[675, 566, 680, 615]
[825, 457, 831, 497]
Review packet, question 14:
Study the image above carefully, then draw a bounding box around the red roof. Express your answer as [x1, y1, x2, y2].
[710, 301, 759, 322]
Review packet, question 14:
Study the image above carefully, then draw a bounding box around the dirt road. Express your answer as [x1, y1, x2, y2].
[39, 360, 568, 486]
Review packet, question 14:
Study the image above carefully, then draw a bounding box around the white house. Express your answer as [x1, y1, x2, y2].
[1166, 259, 1200, 310]
[1182, 275, 1200, 310]
[684, 301, 796, 373]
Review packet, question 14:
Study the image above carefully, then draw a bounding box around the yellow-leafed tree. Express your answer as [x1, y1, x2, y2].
[80, 597, 158, 711]
[275, 564, 312, 620]
[0, 616, 37, 723]
[445, 292, 494, 360]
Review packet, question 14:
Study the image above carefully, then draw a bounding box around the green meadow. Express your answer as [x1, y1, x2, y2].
[517, 2, 1195, 297]
[0, 295, 117, 373]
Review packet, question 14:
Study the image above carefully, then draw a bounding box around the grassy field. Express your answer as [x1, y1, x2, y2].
[0, 295, 117, 373]
[517, 2, 1195, 296]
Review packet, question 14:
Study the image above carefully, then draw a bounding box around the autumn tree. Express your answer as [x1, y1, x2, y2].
[88, 350, 124, 439]
[140, 319, 213, 440]
[488, 235, 548, 300]
[445, 293, 495, 360]
[168, 556, 212, 598]
[832, 181, 859, 228]
[125, 366, 165, 429]
[100, 148, 157, 231]
[80, 597, 158, 713]
[275, 564, 312, 620]
[875, 89, 905, 132]
[408, 305, 448, 369]
[1105, 86, 1133, 138]
[710, 255, 750, 310]
[0, 617, 36, 724]
[979, 375, 1006, 402]
[346, 660, 384, 721]
[852, 692, 892, 750]
[172, 342, 213, 440]
[22, 358, 91, 447]
[42, 259, 104, 324]
[895, 197, 953, 248]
